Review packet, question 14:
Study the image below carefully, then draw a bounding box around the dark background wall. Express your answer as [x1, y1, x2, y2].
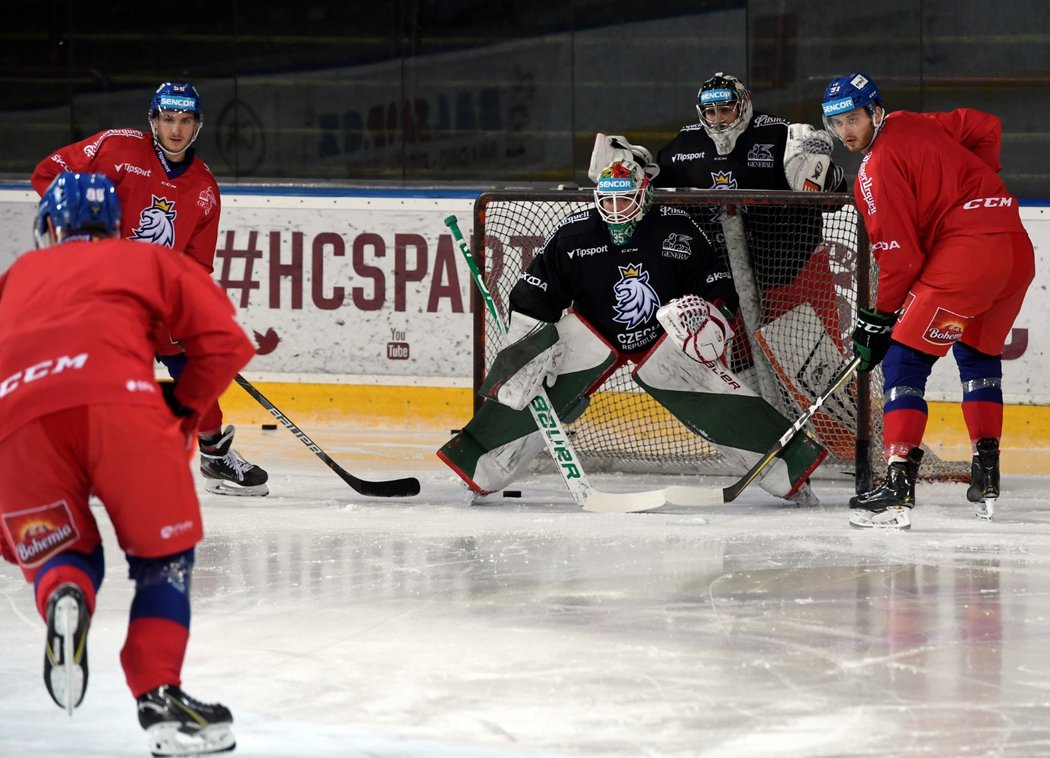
[4, 0, 1049, 196]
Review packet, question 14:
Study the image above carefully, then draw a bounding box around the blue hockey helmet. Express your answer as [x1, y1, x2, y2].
[149, 81, 203, 121]
[821, 72, 882, 119]
[821, 73, 886, 149]
[35, 172, 121, 248]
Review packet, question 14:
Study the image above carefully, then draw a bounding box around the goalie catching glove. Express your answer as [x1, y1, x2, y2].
[852, 306, 898, 372]
[587, 133, 660, 183]
[656, 295, 736, 365]
[479, 313, 561, 411]
[783, 123, 844, 192]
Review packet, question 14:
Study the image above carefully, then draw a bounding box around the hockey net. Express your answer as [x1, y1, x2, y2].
[472, 189, 968, 486]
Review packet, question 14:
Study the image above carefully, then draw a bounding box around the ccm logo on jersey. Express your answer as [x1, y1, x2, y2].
[962, 196, 1013, 210]
[0, 353, 88, 399]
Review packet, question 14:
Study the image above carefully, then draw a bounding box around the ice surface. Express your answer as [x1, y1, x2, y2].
[3, 425, 1050, 757]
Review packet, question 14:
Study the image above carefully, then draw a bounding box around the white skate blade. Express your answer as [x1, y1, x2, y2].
[203, 478, 269, 497]
[49, 596, 85, 716]
[849, 506, 911, 530]
[975, 497, 996, 521]
[145, 722, 235, 757]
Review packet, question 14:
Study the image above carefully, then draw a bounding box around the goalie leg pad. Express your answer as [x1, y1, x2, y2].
[441, 314, 617, 492]
[479, 315, 560, 411]
[633, 336, 826, 499]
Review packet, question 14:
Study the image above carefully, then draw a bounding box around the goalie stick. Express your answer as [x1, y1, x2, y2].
[233, 374, 421, 498]
[446, 215, 663, 511]
[583, 355, 862, 513]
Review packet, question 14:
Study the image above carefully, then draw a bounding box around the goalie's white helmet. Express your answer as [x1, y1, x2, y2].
[695, 73, 753, 155]
[594, 159, 652, 246]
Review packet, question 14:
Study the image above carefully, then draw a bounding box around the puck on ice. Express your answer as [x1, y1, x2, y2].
[502, 490, 522, 498]
[261, 423, 278, 430]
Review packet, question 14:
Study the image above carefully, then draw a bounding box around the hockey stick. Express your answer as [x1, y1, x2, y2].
[233, 374, 421, 498]
[586, 355, 862, 512]
[446, 215, 652, 510]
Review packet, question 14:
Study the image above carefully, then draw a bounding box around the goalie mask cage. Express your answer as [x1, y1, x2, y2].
[472, 188, 968, 487]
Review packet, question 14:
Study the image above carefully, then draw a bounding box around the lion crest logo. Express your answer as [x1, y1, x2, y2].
[130, 195, 177, 247]
[612, 263, 660, 330]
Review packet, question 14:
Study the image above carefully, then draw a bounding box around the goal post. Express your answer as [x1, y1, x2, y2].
[470, 188, 965, 486]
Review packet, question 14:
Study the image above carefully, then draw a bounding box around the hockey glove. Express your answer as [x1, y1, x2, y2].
[851, 307, 898, 372]
[479, 313, 561, 411]
[784, 123, 836, 192]
[160, 381, 200, 450]
[656, 295, 736, 365]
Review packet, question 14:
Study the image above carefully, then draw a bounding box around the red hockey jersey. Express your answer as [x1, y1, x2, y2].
[854, 109, 1027, 312]
[32, 130, 221, 273]
[0, 238, 255, 442]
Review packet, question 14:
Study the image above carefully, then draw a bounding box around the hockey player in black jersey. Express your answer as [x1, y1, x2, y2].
[653, 72, 846, 194]
[439, 159, 827, 503]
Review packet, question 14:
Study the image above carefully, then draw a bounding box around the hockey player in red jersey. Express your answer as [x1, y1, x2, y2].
[31, 81, 268, 496]
[820, 73, 1035, 528]
[0, 172, 255, 755]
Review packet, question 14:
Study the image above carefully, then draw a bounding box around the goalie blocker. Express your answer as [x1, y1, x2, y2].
[441, 308, 826, 500]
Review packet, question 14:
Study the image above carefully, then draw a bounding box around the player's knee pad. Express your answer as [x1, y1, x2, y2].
[127, 549, 194, 628]
[633, 336, 826, 500]
[882, 343, 936, 413]
[439, 315, 616, 492]
[953, 342, 1002, 402]
[156, 352, 188, 381]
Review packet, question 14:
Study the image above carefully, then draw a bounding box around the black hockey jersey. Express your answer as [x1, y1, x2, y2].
[655, 111, 836, 191]
[509, 206, 737, 357]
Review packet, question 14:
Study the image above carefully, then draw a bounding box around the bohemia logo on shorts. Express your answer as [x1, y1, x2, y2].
[3, 500, 80, 567]
[923, 306, 971, 346]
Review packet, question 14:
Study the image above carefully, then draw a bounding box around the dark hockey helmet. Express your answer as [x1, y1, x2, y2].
[695, 73, 753, 154]
[35, 172, 121, 248]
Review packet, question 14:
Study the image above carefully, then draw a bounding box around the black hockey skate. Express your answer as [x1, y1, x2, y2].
[43, 583, 90, 715]
[966, 437, 1000, 521]
[200, 425, 269, 496]
[137, 684, 235, 757]
[849, 447, 924, 530]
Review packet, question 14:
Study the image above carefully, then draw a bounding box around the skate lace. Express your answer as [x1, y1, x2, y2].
[223, 449, 254, 480]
